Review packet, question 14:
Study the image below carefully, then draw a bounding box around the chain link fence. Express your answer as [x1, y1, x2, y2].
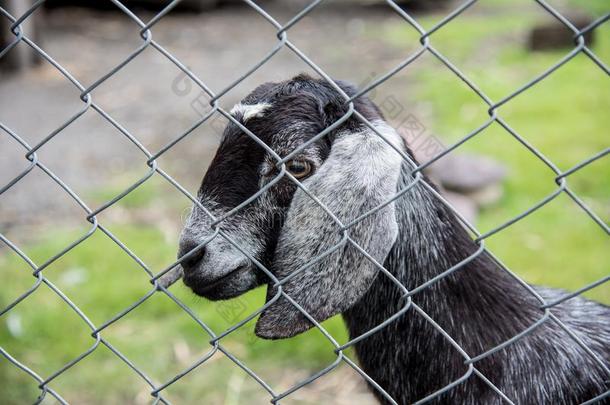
[1, 0, 609, 404]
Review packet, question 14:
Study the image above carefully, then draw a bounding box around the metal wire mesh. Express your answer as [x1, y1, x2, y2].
[1, 0, 609, 404]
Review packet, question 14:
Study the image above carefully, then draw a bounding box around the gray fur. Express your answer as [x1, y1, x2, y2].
[256, 122, 403, 337]
[344, 160, 610, 404]
[178, 75, 610, 404]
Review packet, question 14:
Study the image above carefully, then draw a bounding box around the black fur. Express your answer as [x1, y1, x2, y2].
[345, 164, 610, 404]
[180, 74, 610, 404]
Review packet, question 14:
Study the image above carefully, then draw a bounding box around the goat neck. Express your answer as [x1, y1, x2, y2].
[342, 162, 596, 404]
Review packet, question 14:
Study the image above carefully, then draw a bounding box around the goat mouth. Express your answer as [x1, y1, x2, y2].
[185, 265, 253, 300]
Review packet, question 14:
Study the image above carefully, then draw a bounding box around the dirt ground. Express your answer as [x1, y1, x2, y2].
[0, 2, 416, 236]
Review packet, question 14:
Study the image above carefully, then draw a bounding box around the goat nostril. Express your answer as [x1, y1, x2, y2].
[180, 244, 206, 270]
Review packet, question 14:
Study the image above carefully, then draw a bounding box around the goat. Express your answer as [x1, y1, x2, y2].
[177, 74, 610, 404]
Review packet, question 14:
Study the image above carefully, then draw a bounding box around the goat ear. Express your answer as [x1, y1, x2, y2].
[255, 120, 404, 339]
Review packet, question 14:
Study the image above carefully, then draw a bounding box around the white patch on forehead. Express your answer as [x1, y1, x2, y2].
[230, 102, 272, 122]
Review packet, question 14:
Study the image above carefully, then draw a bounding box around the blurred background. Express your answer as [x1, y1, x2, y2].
[1, 0, 608, 403]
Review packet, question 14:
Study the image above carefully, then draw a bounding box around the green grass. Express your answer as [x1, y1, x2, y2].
[567, 0, 610, 16]
[2, 2, 609, 403]
[0, 225, 349, 404]
[374, 2, 610, 302]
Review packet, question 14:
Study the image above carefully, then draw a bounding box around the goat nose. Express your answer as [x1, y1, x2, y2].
[178, 239, 207, 274]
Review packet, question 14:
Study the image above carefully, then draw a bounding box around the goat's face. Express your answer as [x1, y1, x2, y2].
[179, 75, 405, 339]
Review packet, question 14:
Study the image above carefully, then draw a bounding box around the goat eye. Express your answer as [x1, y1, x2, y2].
[286, 160, 312, 179]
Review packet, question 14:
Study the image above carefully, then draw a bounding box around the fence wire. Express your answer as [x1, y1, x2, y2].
[1, 0, 609, 404]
